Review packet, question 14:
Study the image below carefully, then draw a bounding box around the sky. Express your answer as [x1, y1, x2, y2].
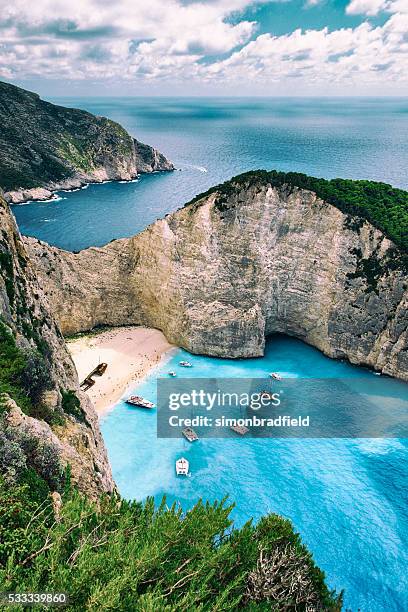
[0, 0, 407, 96]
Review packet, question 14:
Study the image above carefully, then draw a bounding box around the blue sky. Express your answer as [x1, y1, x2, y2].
[1, 0, 407, 96]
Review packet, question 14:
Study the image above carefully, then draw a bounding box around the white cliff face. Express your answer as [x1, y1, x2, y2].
[0, 195, 114, 499]
[25, 181, 408, 381]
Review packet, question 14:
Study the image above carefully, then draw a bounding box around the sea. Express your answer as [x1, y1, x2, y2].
[12, 97, 408, 251]
[11, 97, 408, 611]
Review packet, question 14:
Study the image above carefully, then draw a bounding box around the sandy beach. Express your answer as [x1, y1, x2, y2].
[67, 326, 175, 414]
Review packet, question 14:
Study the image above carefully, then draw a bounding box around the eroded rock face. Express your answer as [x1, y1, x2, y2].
[26, 180, 408, 380]
[0, 194, 114, 499]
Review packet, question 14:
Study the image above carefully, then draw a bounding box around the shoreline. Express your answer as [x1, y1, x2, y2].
[6, 168, 175, 206]
[67, 326, 176, 416]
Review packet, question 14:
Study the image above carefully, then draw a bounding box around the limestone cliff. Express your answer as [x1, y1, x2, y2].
[25, 173, 408, 381]
[0, 81, 174, 203]
[0, 193, 114, 498]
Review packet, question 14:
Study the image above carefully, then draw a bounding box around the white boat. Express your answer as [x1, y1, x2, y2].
[182, 427, 199, 442]
[269, 372, 282, 380]
[126, 395, 155, 409]
[168, 371, 177, 377]
[179, 361, 193, 367]
[175, 457, 189, 475]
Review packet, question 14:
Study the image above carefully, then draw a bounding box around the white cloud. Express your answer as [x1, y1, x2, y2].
[0, 0, 407, 93]
[346, 0, 408, 15]
[204, 16, 408, 89]
[0, 0, 258, 80]
[346, 0, 387, 15]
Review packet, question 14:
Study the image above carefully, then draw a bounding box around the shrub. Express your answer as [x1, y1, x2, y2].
[0, 320, 32, 414]
[0, 479, 343, 611]
[20, 349, 53, 405]
[0, 431, 27, 482]
[61, 390, 84, 422]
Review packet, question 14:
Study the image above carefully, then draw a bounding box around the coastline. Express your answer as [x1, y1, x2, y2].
[67, 326, 176, 416]
[6, 174, 149, 206]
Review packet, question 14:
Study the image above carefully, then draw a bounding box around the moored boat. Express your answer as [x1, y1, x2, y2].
[175, 457, 190, 475]
[168, 371, 177, 377]
[126, 395, 155, 409]
[179, 361, 192, 367]
[182, 427, 199, 442]
[269, 372, 282, 380]
[230, 424, 249, 436]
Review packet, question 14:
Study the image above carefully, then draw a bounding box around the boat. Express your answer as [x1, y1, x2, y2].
[168, 371, 177, 377]
[91, 362, 108, 376]
[182, 427, 199, 442]
[230, 424, 249, 436]
[269, 372, 282, 380]
[179, 361, 193, 367]
[80, 376, 95, 391]
[126, 395, 155, 409]
[175, 457, 190, 475]
[80, 362, 108, 390]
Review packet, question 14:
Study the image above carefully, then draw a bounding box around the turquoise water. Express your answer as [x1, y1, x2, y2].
[11, 97, 408, 608]
[12, 97, 408, 251]
[101, 336, 408, 612]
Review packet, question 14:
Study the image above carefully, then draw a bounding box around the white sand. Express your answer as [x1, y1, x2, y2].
[67, 326, 175, 415]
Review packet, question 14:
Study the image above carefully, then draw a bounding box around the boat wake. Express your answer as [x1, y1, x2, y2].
[183, 163, 208, 173]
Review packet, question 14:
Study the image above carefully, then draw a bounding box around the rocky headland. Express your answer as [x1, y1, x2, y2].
[25, 171, 408, 381]
[0, 81, 174, 204]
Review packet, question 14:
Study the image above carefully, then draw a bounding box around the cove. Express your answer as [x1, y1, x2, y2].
[101, 335, 408, 612]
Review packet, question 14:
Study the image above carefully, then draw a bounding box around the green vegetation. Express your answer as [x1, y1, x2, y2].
[0, 81, 135, 192]
[61, 390, 84, 422]
[0, 320, 55, 422]
[0, 250, 15, 305]
[0, 475, 342, 611]
[187, 170, 408, 253]
[0, 321, 33, 415]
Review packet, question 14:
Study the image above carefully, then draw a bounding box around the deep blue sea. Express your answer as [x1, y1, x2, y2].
[12, 97, 408, 251]
[11, 98, 408, 610]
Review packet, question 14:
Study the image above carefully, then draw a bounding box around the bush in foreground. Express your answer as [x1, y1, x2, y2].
[0, 476, 342, 611]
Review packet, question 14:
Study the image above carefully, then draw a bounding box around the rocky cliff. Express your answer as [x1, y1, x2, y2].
[25, 172, 408, 381]
[0, 81, 174, 203]
[0, 192, 114, 498]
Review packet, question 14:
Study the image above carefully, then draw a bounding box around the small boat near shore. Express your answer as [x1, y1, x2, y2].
[269, 372, 282, 380]
[179, 361, 193, 367]
[168, 371, 177, 377]
[126, 395, 155, 409]
[182, 427, 199, 442]
[175, 457, 190, 475]
[230, 424, 249, 436]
